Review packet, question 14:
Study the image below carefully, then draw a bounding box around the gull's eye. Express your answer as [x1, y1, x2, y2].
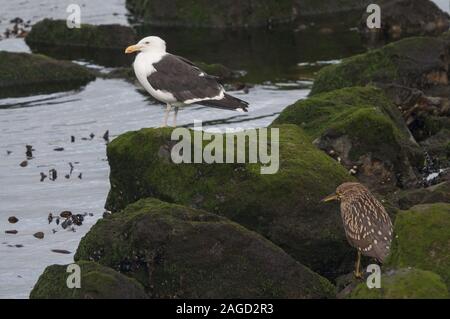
[145, 41, 150, 44]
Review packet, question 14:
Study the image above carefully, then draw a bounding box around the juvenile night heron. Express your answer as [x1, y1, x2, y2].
[322, 182, 393, 278]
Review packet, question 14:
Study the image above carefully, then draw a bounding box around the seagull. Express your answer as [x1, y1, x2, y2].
[125, 36, 249, 127]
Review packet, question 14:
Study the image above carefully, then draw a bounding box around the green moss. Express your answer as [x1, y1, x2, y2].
[126, 0, 293, 27]
[272, 86, 423, 185]
[388, 182, 450, 210]
[76, 198, 335, 298]
[0, 51, 95, 98]
[30, 261, 147, 299]
[105, 125, 355, 279]
[385, 203, 450, 290]
[311, 36, 448, 95]
[26, 19, 136, 49]
[348, 268, 449, 299]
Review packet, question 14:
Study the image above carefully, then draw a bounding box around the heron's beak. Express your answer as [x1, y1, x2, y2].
[125, 44, 141, 54]
[321, 193, 339, 202]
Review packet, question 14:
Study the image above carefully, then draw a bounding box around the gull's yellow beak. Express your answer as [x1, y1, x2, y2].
[321, 193, 339, 203]
[125, 44, 141, 54]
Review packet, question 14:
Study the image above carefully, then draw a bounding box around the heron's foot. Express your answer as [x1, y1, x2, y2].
[353, 270, 363, 279]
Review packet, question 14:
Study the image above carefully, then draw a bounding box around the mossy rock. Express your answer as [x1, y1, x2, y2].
[0, 51, 95, 98]
[76, 198, 335, 298]
[272, 86, 423, 191]
[26, 19, 137, 50]
[30, 261, 147, 299]
[385, 203, 450, 290]
[126, 0, 293, 28]
[387, 182, 450, 210]
[359, 0, 450, 41]
[105, 124, 355, 279]
[348, 268, 449, 299]
[311, 36, 450, 95]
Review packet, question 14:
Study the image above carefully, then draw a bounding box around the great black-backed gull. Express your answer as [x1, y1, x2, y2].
[125, 36, 249, 127]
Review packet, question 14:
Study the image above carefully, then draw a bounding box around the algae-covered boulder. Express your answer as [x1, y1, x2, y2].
[76, 198, 335, 298]
[26, 19, 136, 50]
[126, 0, 382, 28]
[26, 19, 137, 67]
[385, 203, 450, 289]
[105, 124, 354, 279]
[359, 0, 449, 41]
[272, 87, 423, 191]
[0, 51, 95, 98]
[348, 268, 449, 299]
[388, 182, 450, 210]
[126, 0, 293, 28]
[30, 261, 147, 299]
[311, 36, 449, 95]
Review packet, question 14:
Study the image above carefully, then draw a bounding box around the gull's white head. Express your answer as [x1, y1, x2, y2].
[125, 36, 166, 54]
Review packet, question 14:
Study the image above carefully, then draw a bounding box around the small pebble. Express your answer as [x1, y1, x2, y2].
[71, 136, 75, 143]
[20, 160, 28, 167]
[8, 216, 19, 224]
[60, 211, 72, 218]
[5, 230, 18, 234]
[15, 244, 24, 248]
[53, 147, 64, 152]
[33, 232, 44, 239]
[103, 130, 110, 143]
[51, 249, 71, 254]
[26, 145, 33, 159]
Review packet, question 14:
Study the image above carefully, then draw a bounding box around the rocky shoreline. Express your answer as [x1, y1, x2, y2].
[0, 1, 448, 299]
[31, 29, 450, 296]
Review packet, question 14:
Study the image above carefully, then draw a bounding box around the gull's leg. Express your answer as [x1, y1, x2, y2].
[173, 106, 179, 127]
[163, 103, 172, 127]
[354, 250, 362, 279]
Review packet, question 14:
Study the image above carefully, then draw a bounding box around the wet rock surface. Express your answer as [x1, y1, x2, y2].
[26, 19, 137, 50]
[0, 51, 95, 98]
[104, 125, 355, 280]
[30, 261, 148, 299]
[75, 198, 335, 298]
[360, 0, 449, 42]
[385, 203, 450, 290]
[347, 268, 449, 299]
[273, 86, 423, 192]
[310, 36, 450, 181]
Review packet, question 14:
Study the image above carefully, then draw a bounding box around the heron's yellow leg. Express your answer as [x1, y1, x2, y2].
[354, 251, 363, 279]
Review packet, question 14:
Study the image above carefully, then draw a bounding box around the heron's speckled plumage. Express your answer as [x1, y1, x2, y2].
[336, 182, 393, 262]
